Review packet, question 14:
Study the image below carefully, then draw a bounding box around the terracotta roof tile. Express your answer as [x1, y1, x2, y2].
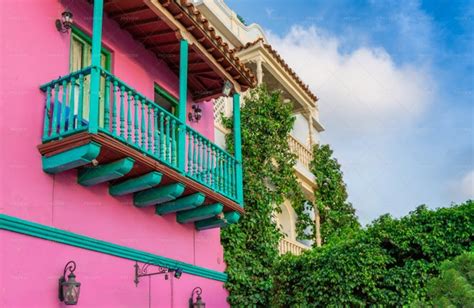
[235, 38, 318, 101]
[161, 0, 257, 89]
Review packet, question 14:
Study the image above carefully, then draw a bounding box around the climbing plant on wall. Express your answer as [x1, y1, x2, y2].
[310, 144, 360, 244]
[220, 86, 308, 306]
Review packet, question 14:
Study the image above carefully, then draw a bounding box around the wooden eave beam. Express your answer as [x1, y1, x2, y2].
[108, 5, 149, 19]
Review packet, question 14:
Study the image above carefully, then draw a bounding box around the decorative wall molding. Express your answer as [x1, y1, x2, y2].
[0, 214, 227, 282]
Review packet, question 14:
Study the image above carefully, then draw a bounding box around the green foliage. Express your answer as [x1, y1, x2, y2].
[272, 201, 474, 306]
[310, 144, 360, 243]
[221, 86, 306, 306]
[416, 252, 474, 307]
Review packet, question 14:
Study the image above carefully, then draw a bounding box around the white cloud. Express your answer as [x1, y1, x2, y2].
[267, 26, 434, 134]
[459, 170, 474, 199]
[266, 25, 440, 223]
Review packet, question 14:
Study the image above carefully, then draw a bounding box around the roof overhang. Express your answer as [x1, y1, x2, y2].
[236, 39, 317, 110]
[101, 0, 256, 100]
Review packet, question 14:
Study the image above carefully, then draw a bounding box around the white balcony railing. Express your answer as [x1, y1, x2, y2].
[278, 238, 309, 255]
[288, 135, 313, 170]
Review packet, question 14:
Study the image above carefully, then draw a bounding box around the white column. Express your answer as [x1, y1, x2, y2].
[256, 58, 263, 85]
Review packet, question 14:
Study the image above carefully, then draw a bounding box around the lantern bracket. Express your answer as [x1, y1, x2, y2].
[134, 261, 183, 286]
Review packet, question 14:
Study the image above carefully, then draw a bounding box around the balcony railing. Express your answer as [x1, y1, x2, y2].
[40, 66, 240, 204]
[278, 238, 310, 255]
[288, 134, 313, 170]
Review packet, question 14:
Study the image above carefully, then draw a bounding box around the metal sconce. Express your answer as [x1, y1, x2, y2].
[188, 104, 202, 123]
[134, 261, 183, 286]
[222, 80, 233, 97]
[58, 261, 81, 305]
[56, 10, 73, 33]
[189, 287, 206, 308]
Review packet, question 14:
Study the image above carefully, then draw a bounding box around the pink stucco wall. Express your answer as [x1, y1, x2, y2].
[0, 0, 227, 307]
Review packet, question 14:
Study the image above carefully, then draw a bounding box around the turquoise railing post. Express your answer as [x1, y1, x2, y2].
[177, 39, 188, 173]
[78, 74, 84, 127]
[104, 76, 110, 129]
[43, 86, 52, 139]
[89, 0, 104, 134]
[233, 93, 244, 206]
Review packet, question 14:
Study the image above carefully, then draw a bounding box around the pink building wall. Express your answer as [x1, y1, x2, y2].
[0, 0, 227, 307]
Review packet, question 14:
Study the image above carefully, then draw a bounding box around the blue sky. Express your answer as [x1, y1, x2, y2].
[227, 0, 474, 224]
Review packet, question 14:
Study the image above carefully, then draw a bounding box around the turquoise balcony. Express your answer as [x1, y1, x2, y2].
[38, 65, 243, 230]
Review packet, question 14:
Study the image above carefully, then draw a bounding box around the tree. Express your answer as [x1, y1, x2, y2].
[310, 144, 360, 244]
[423, 252, 474, 307]
[272, 201, 474, 306]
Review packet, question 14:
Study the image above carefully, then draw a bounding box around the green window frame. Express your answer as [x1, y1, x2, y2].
[154, 83, 179, 116]
[69, 26, 111, 72]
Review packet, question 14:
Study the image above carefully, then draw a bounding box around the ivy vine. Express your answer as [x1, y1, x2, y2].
[310, 144, 360, 244]
[221, 86, 309, 306]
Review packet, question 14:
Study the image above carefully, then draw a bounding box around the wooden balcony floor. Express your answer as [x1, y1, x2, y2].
[38, 132, 244, 230]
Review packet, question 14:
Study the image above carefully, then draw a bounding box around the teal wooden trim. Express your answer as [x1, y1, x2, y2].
[233, 93, 244, 206]
[40, 67, 92, 91]
[42, 142, 101, 174]
[88, 0, 104, 134]
[177, 39, 188, 173]
[177, 203, 223, 224]
[195, 211, 240, 231]
[225, 211, 241, 224]
[78, 157, 135, 186]
[134, 183, 185, 208]
[0, 214, 227, 282]
[154, 83, 179, 107]
[156, 192, 205, 215]
[195, 216, 225, 230]
[109, 171, 162, 196]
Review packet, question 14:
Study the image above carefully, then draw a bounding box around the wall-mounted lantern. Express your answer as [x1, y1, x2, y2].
[222, 80, 233, 97]
[58, 261, 81, 305]
[189, 287, 206, 308]
[56, 10, 73, 33]
[134, 261, 183, 286]
[188, 104, 202, 123]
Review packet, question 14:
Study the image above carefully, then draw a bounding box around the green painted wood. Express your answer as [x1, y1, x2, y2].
[141, 100, 145, 147]
[195, 211, 241, 231]
[119, 86, 125, 137]
[78, 74, 84, 127]
[112, 80, 118, 134]
[148, 106, 153, 152]
[192, 132, 198, 176]
[159, 111, 165, 159]
[233, 93, 244, 205]
[177, 39, 188, 172]
[194, 216, 225, 230]
[0, 214, 227, 282]
[88, 0, 104, 134]
[42, 142, 101, 174]
[43, 86, 52, 139]
[109, 171, 162, 196]
[68, 77, 76, 131]
[51, 84, 60, 138]
[166, 115, 171, 163]
[171, 119, 177, 166]
[78, 157, 134, 186]
[134, 183, 185, 208]
[176, 203, 223, 224]
[154, 109, 159, 156]
[156, 192, 205, 215]
[127, 91, 132, 141]
[134, 94, 139, 144]
[104, 76, 110, 128]
[59, 80, 67, 134]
